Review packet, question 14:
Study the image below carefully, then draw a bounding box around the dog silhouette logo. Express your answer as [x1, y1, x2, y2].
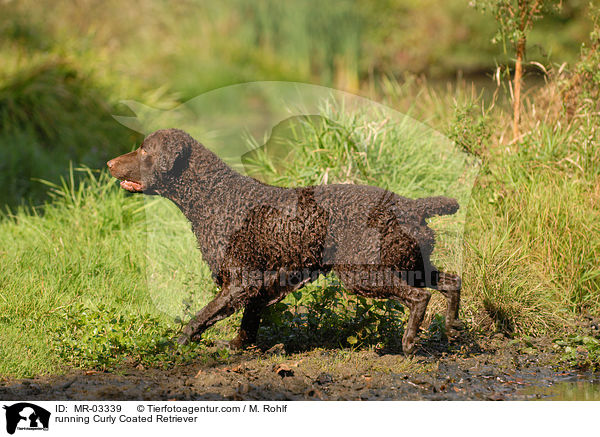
[3, 403, 50, 434]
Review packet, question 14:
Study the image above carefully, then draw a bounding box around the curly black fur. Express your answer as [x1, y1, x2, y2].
[108, 128, 462, 354]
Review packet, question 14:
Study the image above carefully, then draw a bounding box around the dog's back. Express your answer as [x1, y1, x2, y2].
[218, 182, 456, 288]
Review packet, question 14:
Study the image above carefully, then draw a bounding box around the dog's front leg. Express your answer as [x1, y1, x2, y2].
[177, 284, 246, 345]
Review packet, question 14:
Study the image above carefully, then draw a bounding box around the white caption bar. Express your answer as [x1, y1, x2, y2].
[0, 401, 596, 436]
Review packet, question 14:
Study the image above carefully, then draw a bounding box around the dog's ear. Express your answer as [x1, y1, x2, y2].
[158, 141, 191, 175]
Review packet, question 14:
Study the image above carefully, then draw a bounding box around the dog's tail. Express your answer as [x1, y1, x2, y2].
[417, 196, 459, 218]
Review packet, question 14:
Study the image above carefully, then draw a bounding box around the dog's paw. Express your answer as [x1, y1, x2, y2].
[445, 322, 464, 340]
[445, 328, 460, 340]
[402, 344, 416, 355]
[402, 336, 417, 355]
[227, 337, 244, 350]
[445, 318, 464, 339]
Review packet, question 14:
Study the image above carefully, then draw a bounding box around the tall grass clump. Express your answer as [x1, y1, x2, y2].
[463, 131, 600, 334]
[243, 105, 475, 197]
[453, 13, 600, 334]
[0, 57, 142, 206]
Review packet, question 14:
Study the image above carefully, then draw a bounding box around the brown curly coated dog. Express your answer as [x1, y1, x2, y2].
[108, 128, 462, 354]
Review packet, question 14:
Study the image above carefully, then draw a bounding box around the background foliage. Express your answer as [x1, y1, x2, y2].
[0, 0, 599, 377]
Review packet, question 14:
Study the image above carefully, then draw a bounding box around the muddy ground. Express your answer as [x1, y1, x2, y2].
[2, 333, 597, 401]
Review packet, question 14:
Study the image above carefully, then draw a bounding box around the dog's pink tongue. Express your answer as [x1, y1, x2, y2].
[120, 180, 143, 192]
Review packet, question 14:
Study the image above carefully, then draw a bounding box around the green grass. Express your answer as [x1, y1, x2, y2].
[463, 111, 600, 332]
[1, 0, 600, 379]
[1, 79, 600, 377]
[0, 99, 477, 377]
[0, 168, 232, 377]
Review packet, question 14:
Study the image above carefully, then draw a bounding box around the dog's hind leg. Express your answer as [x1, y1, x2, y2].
[434, 270, 462, 338]
[354, 284, 431, 355]
[395, 286, 431, 354]
[228, 298, 266, 349]
[177, 284, 246, 345]
[334, 268, 431, 354]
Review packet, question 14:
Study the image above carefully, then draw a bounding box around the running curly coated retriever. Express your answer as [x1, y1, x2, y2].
[107, 128, 461, 354]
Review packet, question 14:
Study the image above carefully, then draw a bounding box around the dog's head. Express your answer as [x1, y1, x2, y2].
[107, 128, 192, 194]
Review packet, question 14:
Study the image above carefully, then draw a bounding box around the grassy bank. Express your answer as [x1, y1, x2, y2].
[1, 1, 599, 379]
[1, 74, 599, 377]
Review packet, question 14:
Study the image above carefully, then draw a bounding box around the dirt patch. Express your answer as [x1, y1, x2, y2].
[1, 333, 594, 401]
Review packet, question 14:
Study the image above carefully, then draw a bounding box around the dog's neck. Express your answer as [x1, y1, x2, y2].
[157, 143, 284, 274]
[158, 144, 267, 225]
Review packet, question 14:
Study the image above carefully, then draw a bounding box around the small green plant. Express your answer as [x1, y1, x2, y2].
[554, 335, 600, 371]
[55, 303, 203, 370]
[426, 314, 448, 343]
[258, 277, 409, 353]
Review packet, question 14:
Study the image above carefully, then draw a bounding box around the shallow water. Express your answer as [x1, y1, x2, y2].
[523, 377, 600, 401]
